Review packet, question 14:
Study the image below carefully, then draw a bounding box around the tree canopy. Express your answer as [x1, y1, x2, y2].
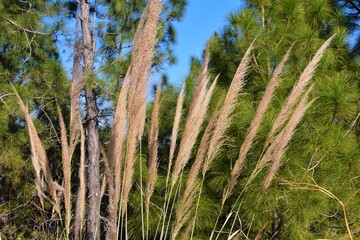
[0, 0, 359, 239]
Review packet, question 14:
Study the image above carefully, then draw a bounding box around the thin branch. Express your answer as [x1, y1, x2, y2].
[3, 16, 48, 35]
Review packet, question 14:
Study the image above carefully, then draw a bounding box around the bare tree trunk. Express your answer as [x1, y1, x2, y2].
[79, 0, 100, 239]
[73, 6, 85, 240]
[85, 89, 100, 240]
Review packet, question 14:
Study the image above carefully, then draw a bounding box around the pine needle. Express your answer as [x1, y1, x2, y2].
[225, 45, 292, 199]
[266, 34, 335, 145]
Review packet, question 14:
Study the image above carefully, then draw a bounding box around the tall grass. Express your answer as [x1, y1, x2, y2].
[12, 0, 344, 239]
[146, 83, 161, 239]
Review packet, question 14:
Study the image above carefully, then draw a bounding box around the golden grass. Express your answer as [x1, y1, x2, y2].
[170, 53, 216, 189]
[146, 83, 161, 216]
[225, 45, 292, 199]
[13, 1, 338, 237]
[58, 108, 71, 238]
[266, 34, 335, 145]
[120, 0, 162, 217]
[74, 118, 86, 240]
[12, 84, 61, 217]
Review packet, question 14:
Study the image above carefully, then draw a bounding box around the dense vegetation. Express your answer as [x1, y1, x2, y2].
[0, 0, 359, 239]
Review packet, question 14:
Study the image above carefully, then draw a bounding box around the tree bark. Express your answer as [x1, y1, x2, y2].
[85, 89, 100, 240]
[73, 6, 85, 240]
[79, 0, 100, 239]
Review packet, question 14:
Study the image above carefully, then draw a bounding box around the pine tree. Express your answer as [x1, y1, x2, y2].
[1, 0, 359, 239]
[0, 0, 68, 238]
[192, 0, 360, 238]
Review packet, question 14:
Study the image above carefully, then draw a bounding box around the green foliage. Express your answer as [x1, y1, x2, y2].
[1, 0, 359, 239]
[0, 0, 69, 237]
[100, 0, 187, 104]
[191, 0, 360, 238]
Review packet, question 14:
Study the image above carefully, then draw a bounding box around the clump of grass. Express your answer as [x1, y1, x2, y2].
[171, 42, 254, 240]
[261, 85, 316, 191]
[13, 0, 339, 238]
[120, 0, 162, 219]
[12, 84, 62, 217]
[145, 82, 161, 236]
[225, 45, 292, 200]
[74, 118, 86, 240]
[265, 34, 336, 145]
[247, 35, 335, 187]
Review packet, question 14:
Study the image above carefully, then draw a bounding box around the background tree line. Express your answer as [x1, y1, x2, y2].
[0, 0, 359, 239]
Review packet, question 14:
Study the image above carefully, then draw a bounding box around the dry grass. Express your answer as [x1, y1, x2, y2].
[168, 70, 218, 239]
[261, 85, 315, 191]
[225, 45, 292, 199]
[266, 35, 335, 145]
[146, 83, 161, 216]
[169, 49, 215, 189]
[12, 0, 338, 237]
[120, 0, 162, 216]
[171, 106, 220, 239]
[171, 42, 255, 239]
[204, 42, 254, 174]
[69, 8, 83, 158]
[74, 118, 86, 240]
[58, 108, 71, 238]
[12, 84, 61, 217]
[166, 84, 185, 188]
[105, 68, 130, 240]
[245, 36, 335, 188]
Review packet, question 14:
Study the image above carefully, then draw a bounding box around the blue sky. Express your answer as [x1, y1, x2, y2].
[55, 1, 244, 87]
[162, 1, 244, 86]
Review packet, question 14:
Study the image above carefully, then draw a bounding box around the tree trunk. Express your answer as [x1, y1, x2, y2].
[80, 0, 100, 239]
[85, 89, 100, 240]
[73, 5, 85, 240]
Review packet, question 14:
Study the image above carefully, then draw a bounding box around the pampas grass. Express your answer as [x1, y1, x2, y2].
[74, 118, 86, 240]
[105, 69, 130, 240]
[171, 106, 220, 239]
[261, 85, 315, 191]
[13, 0, 339, 237]
[58, 108, 71, 239]
[68, 6, 83, 161]
[121, 0, 162, 217]
[166, 84, 185, 189]
[204, 42, 254, 174]
[172, 42, 254, 240]
[209, 38, 332, 238]
[12, 84, 61, 217]
[225, 45, 292, 199]
[170, 53, 216, 189]
[164, 67, 217, 239]
[246, 35, 335, 188]
[266, 34, 335, 145]
[146, 82, 161, 236]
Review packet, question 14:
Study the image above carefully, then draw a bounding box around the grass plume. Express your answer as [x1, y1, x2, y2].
[121, 0, 162, 217]
[105, 70, 130, 240]
[225, 45, 292, 199]
[170, 73, 218, 189]
[204, 42, 254, 174]
[12, 84, 61, 216]
[74, 118, 86, 240]
[261, 85, 315, 191]
[166, 84, 185, 189]
[266, 34, 335, 145]
[58, 107, 71, 239]
[145, 83, 161, 229]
